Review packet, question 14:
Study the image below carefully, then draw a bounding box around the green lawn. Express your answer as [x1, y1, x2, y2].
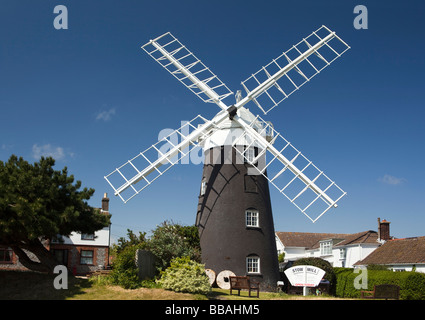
[0, 270, 345, 300]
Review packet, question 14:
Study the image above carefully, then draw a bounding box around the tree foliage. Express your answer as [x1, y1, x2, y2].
[112, 229, 147, 255]
[145, 221, 201, 271]
[0, 155, 110, 273]
[109, 222, 201, 289]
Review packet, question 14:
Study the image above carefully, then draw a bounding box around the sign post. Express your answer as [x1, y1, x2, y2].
[284, 265, 326, 296]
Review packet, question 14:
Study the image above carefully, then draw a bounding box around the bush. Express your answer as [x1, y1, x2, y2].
[334, 267, 359, 298]
[110, 245, 142, 289]
[157, 256, 211, 295]
[146, 221, 201, 271]
[334, 268, 425, 300]
[402, 272, 425, 300]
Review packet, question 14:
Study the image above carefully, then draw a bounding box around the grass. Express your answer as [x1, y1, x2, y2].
[0, 270, 347, 300]
[0, 270, 91, 300]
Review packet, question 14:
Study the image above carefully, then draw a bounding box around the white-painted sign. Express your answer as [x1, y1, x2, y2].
[284, 265, 326, 287]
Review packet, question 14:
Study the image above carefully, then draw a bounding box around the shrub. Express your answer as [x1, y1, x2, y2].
[334, 267, 360, 298]
[146, 221, 201, 271]
[334, 268, 425, 300]
[110, 244, 142, 289]
[402, 272, 425, 300]
[157, 256, 211, 295]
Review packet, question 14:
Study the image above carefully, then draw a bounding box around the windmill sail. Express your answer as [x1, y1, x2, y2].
[240, 25, 350, 114]
[142, 32, 233, 107]
[232, 114, 346, 223]
[105, 115, 217, 202]
[106, 27, 349, 223]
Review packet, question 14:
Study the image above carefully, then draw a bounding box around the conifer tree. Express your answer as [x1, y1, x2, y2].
[0, 155, 110, 273]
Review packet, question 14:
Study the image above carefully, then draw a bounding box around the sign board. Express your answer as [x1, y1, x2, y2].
[284, 265, 326, 287]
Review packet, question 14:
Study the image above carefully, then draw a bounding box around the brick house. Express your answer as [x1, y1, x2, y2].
[0, 193, 111, 276]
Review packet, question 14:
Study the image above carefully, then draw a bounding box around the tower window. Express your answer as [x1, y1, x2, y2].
[246, 256, 260, 274]
[244, 147, 255, 163]
[246, 209, 259, 228]
[200, 179, 206, 196]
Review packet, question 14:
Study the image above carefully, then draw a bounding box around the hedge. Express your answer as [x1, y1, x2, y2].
[334, 268, 425, 300]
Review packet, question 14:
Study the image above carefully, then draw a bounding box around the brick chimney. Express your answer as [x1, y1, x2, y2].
[101, 192, 110, 213]
[378, 218, 391, 242]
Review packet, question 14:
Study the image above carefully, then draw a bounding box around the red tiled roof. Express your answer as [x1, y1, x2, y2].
[355, 236, 425, 265]
[276, 230, 378, 250]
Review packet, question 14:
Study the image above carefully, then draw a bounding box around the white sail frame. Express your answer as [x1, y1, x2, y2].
[106, 26, 349, 222]
[241, 25, 350, 114]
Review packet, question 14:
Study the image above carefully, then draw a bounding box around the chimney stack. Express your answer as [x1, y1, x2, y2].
[378, 218, 391, 242]
[102, 192, 110, 213]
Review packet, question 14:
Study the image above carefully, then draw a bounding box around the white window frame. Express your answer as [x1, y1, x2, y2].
[244, 147, 255, 163]
[246, 256, 260, 274]
[81, 233, 95, 240]
[200, 179, 207, 196]
[245, 209, 259, 228]
[80, 250, 94, 265]
[339, 248, 346, 259]
[320, 240, 332, 256]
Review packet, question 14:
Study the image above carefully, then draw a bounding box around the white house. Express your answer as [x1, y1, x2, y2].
[275, 218, 398, 268]
[276, 230, 380, 268]
[50, 193, 111, 275]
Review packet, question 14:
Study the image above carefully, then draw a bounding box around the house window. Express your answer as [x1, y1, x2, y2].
[0, 247, 13, 263]
[339, 248, 346, 259]
[246, 209, 259, 228]
[53, 249, 68, 266]
[320, 241, 332, 256]
[80, 250, 94, 265]
[81, 233, 95, 240]
[246, 256, 260, 274]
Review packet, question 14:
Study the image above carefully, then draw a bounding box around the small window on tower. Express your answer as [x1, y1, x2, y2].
[200, 179, 207, 196]
[246, 209, 259, 228]
[244, 147, 255, 164]
[246, 256, 260, 274]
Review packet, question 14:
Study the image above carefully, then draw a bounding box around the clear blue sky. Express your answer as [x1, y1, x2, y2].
[1, 0, 425, 242]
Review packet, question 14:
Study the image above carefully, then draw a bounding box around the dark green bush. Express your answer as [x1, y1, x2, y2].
[334, 268, 425, 300]
[145, 221, 201, 271]
[110, 244, 143, 289]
